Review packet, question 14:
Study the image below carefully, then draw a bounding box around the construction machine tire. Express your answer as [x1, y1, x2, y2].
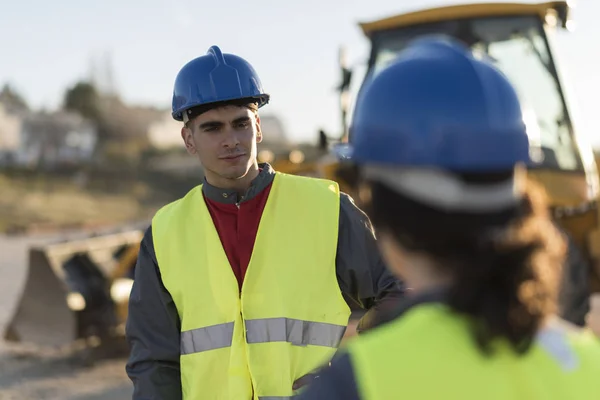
[3, 229, 143, 348]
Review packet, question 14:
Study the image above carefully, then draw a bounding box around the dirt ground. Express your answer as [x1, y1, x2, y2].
[0, 234, 132, 400]
[0, 344, 131, 400]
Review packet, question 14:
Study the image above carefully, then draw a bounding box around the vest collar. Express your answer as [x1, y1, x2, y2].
[202, 162, 275, 204]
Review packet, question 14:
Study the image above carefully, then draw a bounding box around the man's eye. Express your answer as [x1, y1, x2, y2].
[237, 121, 251, 129]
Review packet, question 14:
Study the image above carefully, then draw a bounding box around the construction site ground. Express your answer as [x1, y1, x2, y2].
[0, 234, 132, 400]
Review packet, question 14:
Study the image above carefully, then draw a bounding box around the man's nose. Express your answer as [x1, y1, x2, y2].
[222, 128, 240, 148]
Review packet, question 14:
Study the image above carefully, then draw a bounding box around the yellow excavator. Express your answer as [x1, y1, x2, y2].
[4, 0, 599, 354]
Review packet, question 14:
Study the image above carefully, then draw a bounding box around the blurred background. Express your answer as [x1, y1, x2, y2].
[0, 1, 598, 399]
[0, 0, 598, 233]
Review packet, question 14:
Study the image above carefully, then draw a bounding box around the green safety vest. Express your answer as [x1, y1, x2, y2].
[349, 303, 600, 399]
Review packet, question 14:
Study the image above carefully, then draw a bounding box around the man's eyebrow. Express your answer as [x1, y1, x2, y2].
[232, 116, 251, 124]
[198, 120, 224, 130]
[198, 116, 251, 130]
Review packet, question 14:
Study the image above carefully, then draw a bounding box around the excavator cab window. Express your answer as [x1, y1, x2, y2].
[367, 15, 584, 172]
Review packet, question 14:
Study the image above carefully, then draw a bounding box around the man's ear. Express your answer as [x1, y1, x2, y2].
[181, 125, 197, 155]
[255, 114, 263, 144]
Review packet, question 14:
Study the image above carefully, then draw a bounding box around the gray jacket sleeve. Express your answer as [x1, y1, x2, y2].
[336, 193, 405, 333]
[125, 226, 182, 400]
[558, 232, 591, 326]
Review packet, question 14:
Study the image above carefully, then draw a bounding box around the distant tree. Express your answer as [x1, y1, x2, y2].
[0, 83, 29, 113]
[63, 81, 102, 121]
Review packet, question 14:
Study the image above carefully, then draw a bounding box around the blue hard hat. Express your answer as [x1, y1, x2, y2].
[337, 35, 531, 171]
[172, 45, 270, 121]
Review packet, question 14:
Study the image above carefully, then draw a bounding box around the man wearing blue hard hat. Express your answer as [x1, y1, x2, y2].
[297, 36, 600, 399]
[124, 45, 404, 399]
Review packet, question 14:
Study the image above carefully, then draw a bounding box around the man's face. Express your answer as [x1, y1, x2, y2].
[181, 105, 262, 184]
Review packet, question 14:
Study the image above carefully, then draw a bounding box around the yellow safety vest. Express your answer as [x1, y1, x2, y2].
[349, 303, 600, 399]
[152, 172, 351, 400]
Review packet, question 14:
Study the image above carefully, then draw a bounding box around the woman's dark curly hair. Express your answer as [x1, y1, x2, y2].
[344, 166, 567, 355]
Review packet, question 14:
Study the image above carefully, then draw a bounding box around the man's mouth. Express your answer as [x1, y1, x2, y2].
[220, 153, 245, 160]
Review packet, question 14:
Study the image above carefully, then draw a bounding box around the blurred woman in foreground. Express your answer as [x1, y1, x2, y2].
[297, 36, 600, 400]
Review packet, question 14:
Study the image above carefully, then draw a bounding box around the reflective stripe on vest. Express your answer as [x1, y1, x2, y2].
[181, 318, 346, 355]
[153, 172, 351, 400]
[180, 322, 234, 355]
[349, 304, 600, 399]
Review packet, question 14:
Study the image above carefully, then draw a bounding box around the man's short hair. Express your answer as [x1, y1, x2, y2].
[183, 98, 259, 125]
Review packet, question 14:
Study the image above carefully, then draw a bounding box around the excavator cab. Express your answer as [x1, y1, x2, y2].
[335, 1, 600, 324]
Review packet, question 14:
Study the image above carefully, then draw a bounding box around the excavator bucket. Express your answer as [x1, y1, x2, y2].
[3, 229, 143, 348]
